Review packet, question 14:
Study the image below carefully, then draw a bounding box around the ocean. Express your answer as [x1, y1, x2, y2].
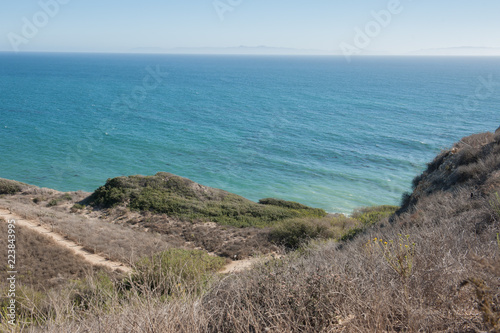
[1, 53, 499, 214]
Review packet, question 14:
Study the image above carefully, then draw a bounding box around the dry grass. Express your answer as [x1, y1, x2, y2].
[0, 196, 173, 264]
[122, 212, 279, 259]
[13, 184, 497, 332]
[14, 196, 497, 332]
[0, 256, 217, 332]
[1, 131, 499, 332]
[200, 187, 499, 332]
[0, 219, 94, 290]
[401, 131, 500, 213]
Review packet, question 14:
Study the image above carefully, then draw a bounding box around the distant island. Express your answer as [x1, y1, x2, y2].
[409, 46, 500, 56]
[129, 45, 334, 55]
[127, 45, 500, 56]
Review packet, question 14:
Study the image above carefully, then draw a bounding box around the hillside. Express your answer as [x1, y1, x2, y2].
[0, 129, 499, 332]
[86, 172, 327, 227]
[0, 170, 370, 291]
[194, 130, 500, 332]
[399, 131, 500, 215]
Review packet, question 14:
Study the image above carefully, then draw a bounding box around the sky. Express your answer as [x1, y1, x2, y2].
[1, 0, 500, 55]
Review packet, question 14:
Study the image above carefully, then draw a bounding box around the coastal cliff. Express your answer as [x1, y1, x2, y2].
[0, 129, 499, 332]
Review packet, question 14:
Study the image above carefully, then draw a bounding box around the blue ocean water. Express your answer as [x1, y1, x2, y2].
[0, 53, 499, 213]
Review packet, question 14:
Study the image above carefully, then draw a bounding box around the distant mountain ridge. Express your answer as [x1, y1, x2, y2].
[129, 45, 334, 55]
[409, 46, 500, 56]
[129, 45, 500, 56]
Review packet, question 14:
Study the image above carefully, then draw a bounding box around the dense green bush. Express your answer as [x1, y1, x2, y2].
[44, 194, 75, 207]
[60, 193, 73, 201]
[0, 179, 23, 195]
[259, 198, 318, 211]
[351, 205, 399, 225]
[269, 218, 335, 249]
[88, 173, 326, 227]
[269, 214, 359, 248]
[130, 192, 325, 227]
[338, 205, 399, 242]
[0, 285, 51, 326]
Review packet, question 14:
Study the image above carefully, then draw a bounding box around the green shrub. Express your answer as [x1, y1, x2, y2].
[72, 203, 85, 210]
[60, 193, 73, 201]
[88, 173, 326, 227]
[0, 285, 51, 326]
[259, 198, 318, 211]
[490, 192, 500, 220]
[129, 192, 326, 227]
[339, 226, 364, 241]
[46, 194, 74, 207]
[46, 199, 58, 207]
[126, 249, 225, 297]
[71, 273, 115, 311]
[335, 206, 399, 242]
[270, 218, 335, 249]
[351, 205, 399, 225]
[0, 179, 23, 195]
[70, 204, 86, 213]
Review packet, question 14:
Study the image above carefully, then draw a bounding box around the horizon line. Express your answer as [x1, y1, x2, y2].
[1, 50, 500, 57]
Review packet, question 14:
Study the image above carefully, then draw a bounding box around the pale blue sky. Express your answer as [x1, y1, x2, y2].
[1, 0, 499, 54]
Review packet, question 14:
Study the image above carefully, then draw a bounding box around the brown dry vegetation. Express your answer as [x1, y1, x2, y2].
[0, 219, 95, 290]
[401, 131, 500, 213]
[0, 192, 173, 264]
[0, 170, 383, 264]
[1, 130, 499, 332]
[0, 176, 366, 261]
[137, 213, 277, 259]
[200, 187, 499, 332]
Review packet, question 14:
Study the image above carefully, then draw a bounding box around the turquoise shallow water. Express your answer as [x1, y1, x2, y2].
[0, 53, 499, 213]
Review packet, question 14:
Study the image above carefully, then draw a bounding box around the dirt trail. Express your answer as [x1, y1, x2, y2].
[0, 207, 264, 276]
[220, 253, 282, 274]
[0, 208, 132, 273]
[220, 258, 256, 274]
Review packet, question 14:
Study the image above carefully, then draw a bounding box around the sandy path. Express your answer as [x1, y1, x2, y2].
[0, 207, 265, 276]
[220, 253, 282, 274]
[220, 258, 256, 274]
[0, 208, 132, 273]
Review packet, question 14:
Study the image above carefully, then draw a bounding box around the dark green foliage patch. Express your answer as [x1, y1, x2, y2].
[88, 172, 326, 227]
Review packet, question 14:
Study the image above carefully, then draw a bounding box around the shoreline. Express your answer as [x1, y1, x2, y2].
[0, 176, 395, 216]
